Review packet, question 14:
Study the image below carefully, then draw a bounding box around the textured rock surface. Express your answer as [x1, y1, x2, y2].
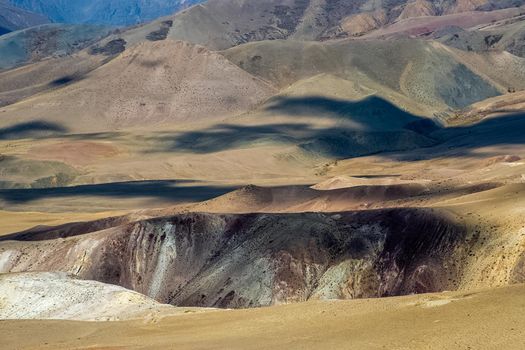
[0, 209, 477, 308]
[0, 272, 178, 320]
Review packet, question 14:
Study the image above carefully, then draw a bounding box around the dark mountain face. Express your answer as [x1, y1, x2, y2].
[0, 1, 49, 34]
[0, 23, 113, 70]
[7, 0, 204, 26]
[0, 210, 471, 308]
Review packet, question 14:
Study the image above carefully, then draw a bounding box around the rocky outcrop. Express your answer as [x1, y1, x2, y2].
[0, 209, 473, 308]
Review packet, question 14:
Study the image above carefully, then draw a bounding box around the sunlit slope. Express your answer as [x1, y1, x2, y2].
[0, 40, 276, 132]
[0, 272, 185, 321]
[2, 284, 525, 349]
[223, 38, 525, 111]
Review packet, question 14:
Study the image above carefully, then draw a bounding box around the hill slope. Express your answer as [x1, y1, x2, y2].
[138, 0, 525, 50]
[7, 0, 203, 26]
[3, 284, 525, 349]
[0, 24, 112, 70]
[0, 272, 181, 321]
[0, 40, 276, 132]
[435, 16, 525, 58]
[0, 209, 472, 307]
[223, 38, 523, 111]
[0, 1, 49, 35]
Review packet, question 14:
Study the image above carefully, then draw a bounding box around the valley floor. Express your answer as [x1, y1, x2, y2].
[3, 284, 524, 350]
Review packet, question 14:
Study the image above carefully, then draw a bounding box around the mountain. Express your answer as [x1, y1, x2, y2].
[434, 15, 525, 57]
[0, 0, 49, 35]
[0, 24, 112, 70]
[2, 1, 525, 348]
[2, 192, 525, 308]
[222, 38, 515, 110]
[7, 0, 203, 26]
[0, 40, 276, 132]
[3, 37, 520, 138]
[136, 0, 525, 50]
[1, 1, 524, 192]
[7, 0, 525, 35]
[0, 209, 484, 307]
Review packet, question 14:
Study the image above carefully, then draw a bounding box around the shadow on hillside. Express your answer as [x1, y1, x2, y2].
[148, 95, 525, 160]
[49, 76, 77, 87]
[2, 96, 525, 161]
[264, 96, 436, 130]
[0, 180, 236, 204]
[0, 121, 68, 140]
[162, 123, 310, 154]
[150, 95, 440, 158]
[393, 112, 525, 161]
[0, 121, 126, 141]
[437, 112, 525, 147]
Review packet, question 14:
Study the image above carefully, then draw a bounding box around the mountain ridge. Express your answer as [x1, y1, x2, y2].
[7, 0, 203, 26]
[0, 0, 49, 34]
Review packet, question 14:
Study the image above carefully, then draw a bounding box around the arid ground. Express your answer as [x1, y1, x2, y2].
[1, 0, 525, 348]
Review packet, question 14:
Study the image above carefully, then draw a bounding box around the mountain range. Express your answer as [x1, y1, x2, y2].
[0, 0, 48, 34]
[4, 0, 525, 29]
[2, 0, 525, 348]
[7, 0, 203, 26]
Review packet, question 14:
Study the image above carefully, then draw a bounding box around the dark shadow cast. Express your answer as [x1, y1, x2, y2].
[0, 180, 236, 204]
[2, 96, 524, 163]
[164, 123, 308, 154]
[49, 76, 76, 87]
[148, 95, 525, 160]
[150, 95, 441, 158]
[0, 121, 68, 140]
[89, 38, 126, 56]
[392, 112, 525, 161]
[436, 112, 525, 147]
[139, 59, 165, 68]
[264, 95, 437, 131]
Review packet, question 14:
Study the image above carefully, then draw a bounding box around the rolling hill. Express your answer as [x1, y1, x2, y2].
[153, 0, 525, 49]
[0, 209, 490, 307]
[3, 35, 522, 134]
[435, 15, 525, 57]
[0, 39, 276, 132]
[1, 2, 525, 348]
[222, 38, 519, 111]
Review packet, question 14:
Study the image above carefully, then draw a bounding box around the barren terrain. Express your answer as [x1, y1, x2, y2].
[1, 0, 525, 348]
[2, 284, 525, 349]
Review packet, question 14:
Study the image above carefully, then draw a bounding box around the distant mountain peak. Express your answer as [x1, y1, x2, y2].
[7, 0, 205, 26]
[0, 1, 49, 34]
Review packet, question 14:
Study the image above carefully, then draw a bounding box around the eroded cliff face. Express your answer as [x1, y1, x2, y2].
[0, 209, 486, 308]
